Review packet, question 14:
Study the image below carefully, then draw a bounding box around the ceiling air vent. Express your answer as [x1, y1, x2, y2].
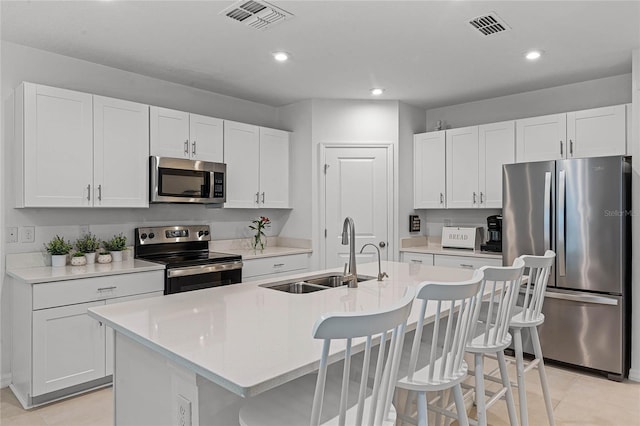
[221, 0, 294, 31]
[468, 12, 511, 36]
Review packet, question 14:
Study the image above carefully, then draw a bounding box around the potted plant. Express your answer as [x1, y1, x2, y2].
[71, 251, 87, 266]
[249, 216, 271, 252]
[103, 233, 127, 262]
[44, 235, 72, 267]
[75, 233, 101, 264]
[97, 250, 112, 264]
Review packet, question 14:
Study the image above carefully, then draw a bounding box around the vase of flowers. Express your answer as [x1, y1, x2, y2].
[249, 216, 270, 252]
[44, 235, 73, 267]
[103, 233, 127, 262]
[75, 233, 100, 264]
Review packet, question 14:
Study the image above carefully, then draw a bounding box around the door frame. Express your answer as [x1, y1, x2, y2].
[318, 143, 396, 269]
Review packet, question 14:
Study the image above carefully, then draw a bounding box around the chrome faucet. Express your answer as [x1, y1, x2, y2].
[359, 243, 389, 281]
[341, 217, 358, 288]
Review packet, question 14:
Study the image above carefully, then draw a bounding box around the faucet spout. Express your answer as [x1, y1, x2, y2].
[341, 217, 358, 288]
[359, 243, 388, 281]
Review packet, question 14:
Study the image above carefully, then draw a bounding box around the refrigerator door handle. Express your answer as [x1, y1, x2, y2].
[543, 171, 552, 252]
[558, 170, 566, 276]
[545, 291, 618, 306]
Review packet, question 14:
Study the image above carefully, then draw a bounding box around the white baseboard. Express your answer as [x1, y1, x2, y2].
[628, 368, 640, 383]
[1, 373, 11, 388]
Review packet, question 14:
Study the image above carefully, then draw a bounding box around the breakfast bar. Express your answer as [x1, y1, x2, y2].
[88, 261, 474, 425]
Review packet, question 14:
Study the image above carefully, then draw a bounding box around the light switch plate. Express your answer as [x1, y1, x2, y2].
[7, 227, 18, 243]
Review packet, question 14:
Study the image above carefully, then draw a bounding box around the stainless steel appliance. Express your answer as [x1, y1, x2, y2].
[503, 156, 631, 380]
[480, 214, 502, 253]
[134, 225, 242, 294]
[150, 156, 226, 204]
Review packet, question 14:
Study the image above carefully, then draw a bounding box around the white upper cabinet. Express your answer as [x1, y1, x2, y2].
[224, 121, 290, 209]
[479, 121, 515, 208]
[446, 126, 479, 208]
[20, 83, 94, 207]
[259, 127, 290, 208]
[516, 113, 566, 162]
[413, 131, 446, 209]
[566, 105, 626, 158]
[150, 106, 223, 163]
[516, 105, 627, 162]
[93, 96, 149, 208]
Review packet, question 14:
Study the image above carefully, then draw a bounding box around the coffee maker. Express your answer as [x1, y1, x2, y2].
[480, 215, 502, 252]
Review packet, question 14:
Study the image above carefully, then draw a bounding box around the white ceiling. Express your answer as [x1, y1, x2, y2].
[2, 1, 640, 109]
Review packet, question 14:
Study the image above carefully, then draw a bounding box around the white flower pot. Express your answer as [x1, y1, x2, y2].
[71, 256, 87, 266]
[111, 251, 123, 262]
[51, 254, 67, 267]
[85, 252, 96, 264]
[97, 253, 112, 264]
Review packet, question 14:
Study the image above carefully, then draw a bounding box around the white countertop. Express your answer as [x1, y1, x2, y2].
[400, 245, 502, 260]
[7, 259, 165, 284]
[210, 237, 312, 260]
[218, 246, 312, 260]
[88, 261, 473, 397]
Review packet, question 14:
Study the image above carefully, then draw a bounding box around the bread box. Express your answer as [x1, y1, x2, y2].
[441, 226, 483, 250]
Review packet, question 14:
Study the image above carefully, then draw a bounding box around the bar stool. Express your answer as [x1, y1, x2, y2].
[510, 250, 556, 426]
[238, 289, 415, 426]
[464, 259, 525, 426]
[396, 270, 485, 426]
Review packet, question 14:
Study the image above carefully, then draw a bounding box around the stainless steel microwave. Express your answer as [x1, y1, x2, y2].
[150, 156, 226, 204]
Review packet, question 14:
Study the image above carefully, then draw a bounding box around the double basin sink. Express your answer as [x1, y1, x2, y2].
[260, 272, 376, 294]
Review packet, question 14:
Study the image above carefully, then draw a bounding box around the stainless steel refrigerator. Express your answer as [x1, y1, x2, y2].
[503, 155, 631, 380]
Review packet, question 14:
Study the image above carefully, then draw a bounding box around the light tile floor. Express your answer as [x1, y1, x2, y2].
[1, 360, 639, 425]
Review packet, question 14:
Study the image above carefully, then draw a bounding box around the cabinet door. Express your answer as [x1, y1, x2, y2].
[479, 121, 515, 208]
[259, 127, 290, 208]
[105, 291, 163, 376]
[516, 113, 566, 162]
[567, 105, 626, 158]
[446, 126, 479, 208]
[413, 131, 446, 208]
[32, 301, 106, 396]
[150, 106, 190, 159]
[224, 120, 260, 208]
[23, 83, 93, 207]
[93, 96, 149, 208]
[189, 113, 224, 162]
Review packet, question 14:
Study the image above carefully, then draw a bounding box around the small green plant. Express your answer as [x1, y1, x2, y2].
[75, 233, 100, 253]
[72, 251, 86, 257]
[103, 233, 127, 252]
[44, 235, 73, 255]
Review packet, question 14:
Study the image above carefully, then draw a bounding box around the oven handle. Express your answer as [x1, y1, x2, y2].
[167, 261, 243, 278]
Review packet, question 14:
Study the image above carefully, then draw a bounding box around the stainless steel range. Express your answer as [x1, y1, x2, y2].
[134, 225, 242, 294]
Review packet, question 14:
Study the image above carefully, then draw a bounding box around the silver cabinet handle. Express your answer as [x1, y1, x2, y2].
[261, 192, 265, 203]
[440, 193, 444, 204]
[411, 259, 423, 263]
[379, 241, 386, 248]
[192, 141, 197, 156]
[558, 170, 566, 276]
[97, 286, 117, 291]
[473, 192, 477, 204]
[569, 139, 573, 156]
[543, 172, 552, 252]
[480, 192, 484, 204]
[273, 263, 285, 267]
[98, 184, 102, 201]
[560, 140, 563, 156]
[184, 139, 189, 155]
[255, 192, 260, 204]
[459, 264, 474, 269]
[87, 184, 91, 201]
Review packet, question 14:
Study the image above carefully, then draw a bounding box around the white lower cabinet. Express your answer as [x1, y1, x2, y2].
[401, 252, 434, 266]
[242, 254, 310, 282]
[10, 270, 163, 408]
[433, 254, 502, 270]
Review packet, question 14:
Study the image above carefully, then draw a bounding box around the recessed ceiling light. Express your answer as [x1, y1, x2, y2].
[525, 50, 542, 61]
[370, 88, 384, 96]
[273, 51, 290, 62]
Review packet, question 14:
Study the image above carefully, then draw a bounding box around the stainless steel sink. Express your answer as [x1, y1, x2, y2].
[260, 272, 376, 293]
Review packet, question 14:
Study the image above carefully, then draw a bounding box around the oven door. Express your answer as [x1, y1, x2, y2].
[150, 156, 226, 204]
[165, 261, 242, 294]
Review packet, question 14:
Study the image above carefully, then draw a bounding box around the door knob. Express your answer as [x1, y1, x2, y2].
[379, 241, 386, 248]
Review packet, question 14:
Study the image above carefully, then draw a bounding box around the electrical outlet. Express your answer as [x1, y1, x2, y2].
[7, 227, 18, 243]
[176, 394, 192, 426]
[444, 219, 452, 226]
[20, 226, 35, 243]
[79, 225, 90, 236]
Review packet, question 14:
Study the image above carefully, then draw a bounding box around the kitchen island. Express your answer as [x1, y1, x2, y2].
[88, 261, 474, 425]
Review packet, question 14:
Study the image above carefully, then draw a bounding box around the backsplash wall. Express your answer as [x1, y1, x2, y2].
[421, 208, 501, 242]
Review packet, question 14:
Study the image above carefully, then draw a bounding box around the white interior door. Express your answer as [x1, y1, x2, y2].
[324, 146, 390, 269]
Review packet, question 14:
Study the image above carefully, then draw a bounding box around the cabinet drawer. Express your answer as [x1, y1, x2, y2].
[401, 252, 434, 266]
[33, 271, 164, 310]
[434, 255, 502, 270]
[243, 254, 309, 279]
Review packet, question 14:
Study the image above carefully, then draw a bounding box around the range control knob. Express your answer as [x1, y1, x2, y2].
[140, 233, 148, 240]
[148, 233, 155, 239]
[204, 230, 210, 236]
[198, 230, 204, 237]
